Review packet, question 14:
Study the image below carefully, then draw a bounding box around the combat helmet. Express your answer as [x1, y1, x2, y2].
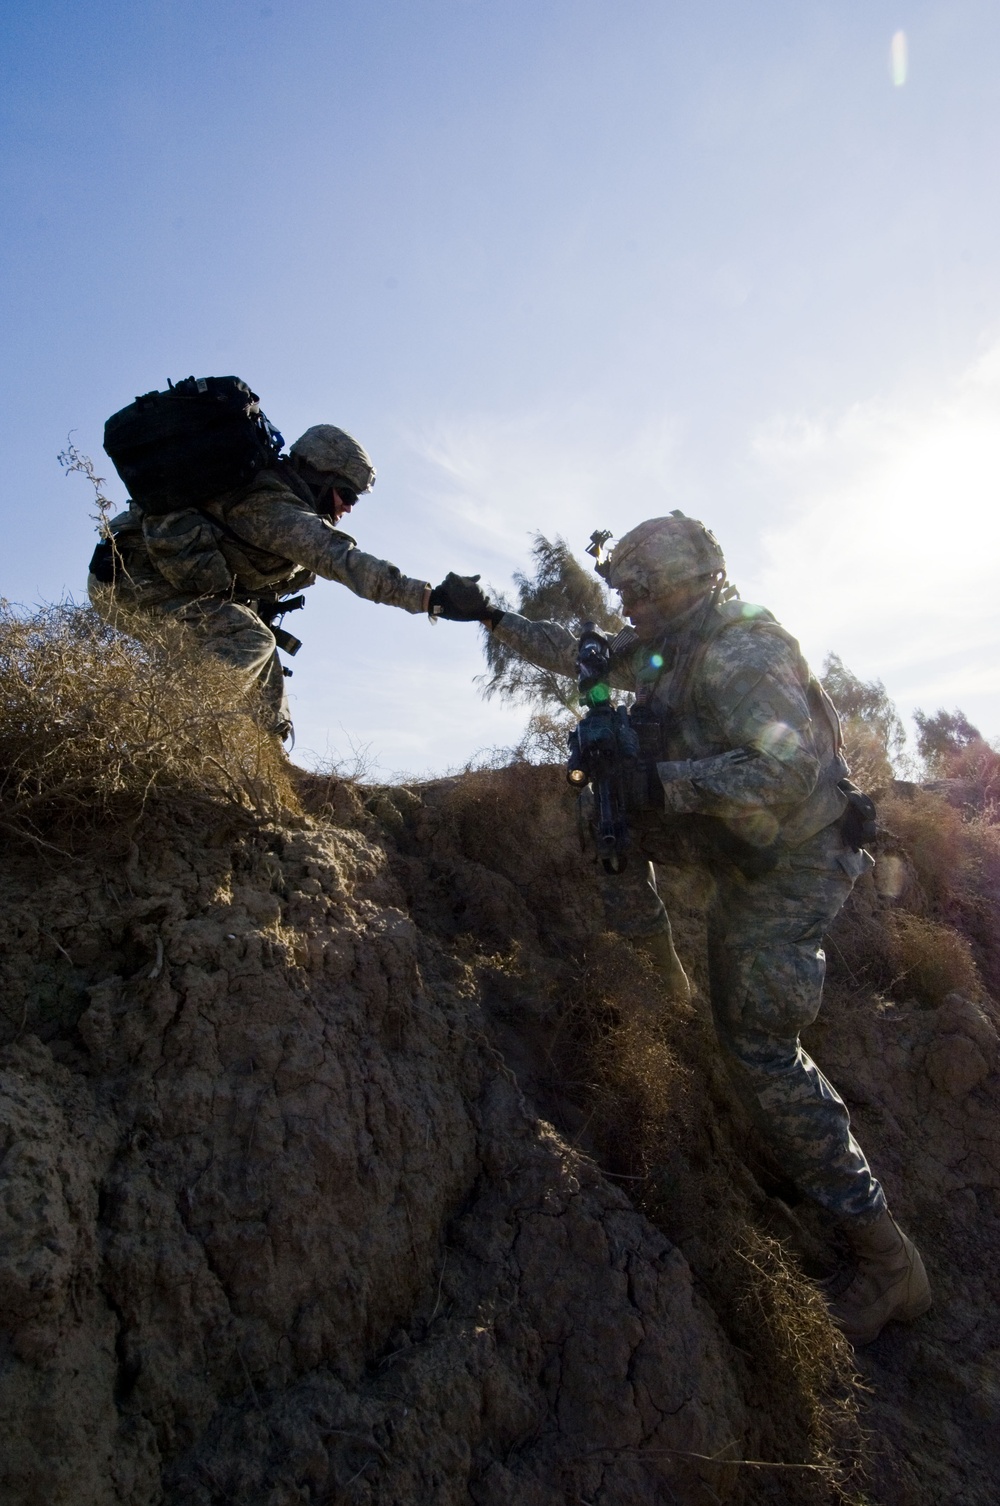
[289, 425, 376, 493]
[604, 511, 725, 600]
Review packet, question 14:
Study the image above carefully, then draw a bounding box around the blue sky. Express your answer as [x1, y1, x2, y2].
[3, 0, 1000, 774]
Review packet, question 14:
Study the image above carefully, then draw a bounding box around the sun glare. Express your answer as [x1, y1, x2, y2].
[751, 374, 1000, 730]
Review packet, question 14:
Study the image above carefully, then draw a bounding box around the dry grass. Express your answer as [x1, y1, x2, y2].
[877, 785, 1000, 998]
[0, 602, 297, 850]
[879, 788, 965, 910]
[828, 885, 982, 1008]
[563, 931, 694, 1127]
[824, 781, 1000, 1009]
[931, 736, 1000, 805]
[885, 910, 981, 1006]
[724, 1221, 865, 1503]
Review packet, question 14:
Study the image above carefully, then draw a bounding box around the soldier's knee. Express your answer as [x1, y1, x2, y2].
[231, 619, 277, 663]
[711, 942, 825, 1041]
[723, 1024, 800, 1071]
[184, 602, 276, 679]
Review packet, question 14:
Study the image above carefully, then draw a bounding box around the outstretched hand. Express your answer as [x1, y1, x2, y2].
[428, 572, 495, 623]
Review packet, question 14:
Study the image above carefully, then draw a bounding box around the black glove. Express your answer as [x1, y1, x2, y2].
[838, 779, 878, 851]
[428, 572, 498, 623]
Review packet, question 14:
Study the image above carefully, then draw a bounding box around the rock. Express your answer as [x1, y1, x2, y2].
[939, 992, 1000, 1054]
[924, 1034, 991, 1095]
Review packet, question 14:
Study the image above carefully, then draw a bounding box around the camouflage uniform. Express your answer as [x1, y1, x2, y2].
[89, 469, 430, 732]
[492, 595, 886, 1222]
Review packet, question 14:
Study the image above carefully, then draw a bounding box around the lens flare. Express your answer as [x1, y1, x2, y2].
[875, 854, 906, 900]
[757, 721, 801, 763]
[890, 30, 907, 87]
[740, 810, 781, 847]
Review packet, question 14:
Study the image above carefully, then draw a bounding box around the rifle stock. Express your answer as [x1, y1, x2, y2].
[256, 593, 305, 657]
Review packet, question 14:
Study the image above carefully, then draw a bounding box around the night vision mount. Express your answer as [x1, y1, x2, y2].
[585, 529, 614, 581]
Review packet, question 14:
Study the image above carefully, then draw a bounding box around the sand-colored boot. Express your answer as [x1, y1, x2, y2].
[632, 930, 692, 1004]
[827, 1210, 931, 1346]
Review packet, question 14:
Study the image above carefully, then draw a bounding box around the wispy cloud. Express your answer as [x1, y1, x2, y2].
[405, 404, 684, 584]
[398, 340, 1000, 764]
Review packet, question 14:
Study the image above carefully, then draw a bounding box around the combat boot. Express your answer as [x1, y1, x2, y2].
[632, 930, 692, 1004]
[826, 1210, 931, 1346]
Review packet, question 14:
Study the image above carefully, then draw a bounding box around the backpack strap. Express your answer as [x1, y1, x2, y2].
[272, 457, 318, 507]
[194, 458, 325, 577]
[194, 506, 295, 575]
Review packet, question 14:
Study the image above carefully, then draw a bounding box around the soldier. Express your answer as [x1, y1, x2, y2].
[89, 424, 479, 736]
[444, 517, 931, 1346]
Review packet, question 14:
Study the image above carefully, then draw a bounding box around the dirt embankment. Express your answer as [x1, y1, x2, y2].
[1, 761, 999, 1505]
[0, 781, 743, 1506]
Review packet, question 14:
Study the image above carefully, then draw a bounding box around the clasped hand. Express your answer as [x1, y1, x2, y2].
[428, 572, 494, 622]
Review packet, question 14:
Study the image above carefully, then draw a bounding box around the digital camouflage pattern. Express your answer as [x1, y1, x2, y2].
[88, 469, 430, 732]
[706, 821, 882, 1220]
[96, 471, 429, 611]
[492, 590, 885, 1221]
[88, 528, 294, 731]
[289, 425, 376, 493]
[202, 469, 427, 608]
[495, 594, 848, 849]
[605, 514, 725, 598]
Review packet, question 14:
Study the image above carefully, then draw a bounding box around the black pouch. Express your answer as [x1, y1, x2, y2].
[838, 778, 878, 851]
[634, 811, 781, 880]
[628, 703, 668, 762]
[88, 538, 118, 585]
[707, 821, 781, 878]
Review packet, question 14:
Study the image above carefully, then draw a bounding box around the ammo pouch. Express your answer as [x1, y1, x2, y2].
[837, 778, 877, 851]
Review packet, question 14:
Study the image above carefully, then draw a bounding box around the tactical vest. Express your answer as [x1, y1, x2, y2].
[139, 468, 312, 599]
[623, 596, 849, 849]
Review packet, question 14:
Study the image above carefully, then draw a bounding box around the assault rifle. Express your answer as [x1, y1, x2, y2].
[566, 622, 640, 874]
[257, 593, 306, 657]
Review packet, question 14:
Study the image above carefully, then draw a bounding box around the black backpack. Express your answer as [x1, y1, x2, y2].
[103, 376, 284, 516]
